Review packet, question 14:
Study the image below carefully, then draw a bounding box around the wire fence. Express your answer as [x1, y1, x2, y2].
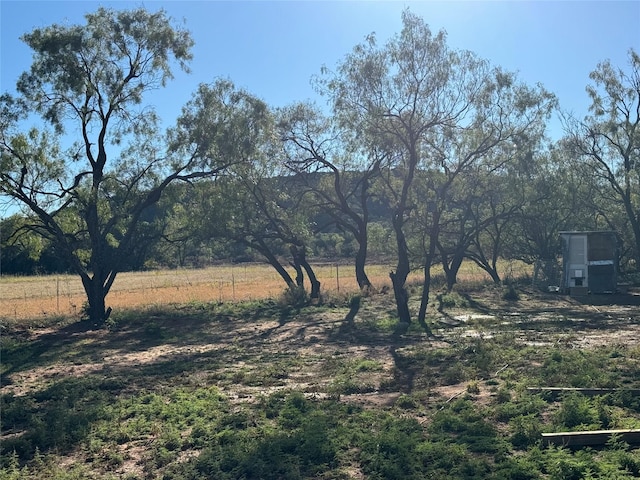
[0, 261, 529, 321]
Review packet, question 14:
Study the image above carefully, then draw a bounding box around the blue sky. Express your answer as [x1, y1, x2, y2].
[1, 1, 639, 139]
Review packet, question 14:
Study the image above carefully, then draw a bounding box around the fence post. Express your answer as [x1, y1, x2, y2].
[232, 268, 236, 301]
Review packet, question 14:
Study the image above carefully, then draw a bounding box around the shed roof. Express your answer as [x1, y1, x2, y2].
[559, 231, 618, 235]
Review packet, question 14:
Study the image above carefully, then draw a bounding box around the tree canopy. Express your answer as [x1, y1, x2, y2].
[0, 8, 260, 323]
[1, 7, 637, 327]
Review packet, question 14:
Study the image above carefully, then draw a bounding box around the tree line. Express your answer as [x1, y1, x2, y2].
[1, 8, 638, 326]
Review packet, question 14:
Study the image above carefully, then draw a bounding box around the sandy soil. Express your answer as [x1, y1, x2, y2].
[4, 285, 639, 400]
[2, 283, 639, 478]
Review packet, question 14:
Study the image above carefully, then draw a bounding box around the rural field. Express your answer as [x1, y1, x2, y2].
[2, 266, 640, 479]
[0, 262, 502, 321]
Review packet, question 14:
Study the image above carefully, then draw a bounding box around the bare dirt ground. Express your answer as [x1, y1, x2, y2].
[3, 284, 639, 400]
[2, 282, 640, 478]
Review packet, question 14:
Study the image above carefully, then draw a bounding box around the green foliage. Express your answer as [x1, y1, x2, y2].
[437, 290, 470, 309]
[279, 285, 309, 309]
[0, 215, 58, 275]
[3, 278, 640, 479]
[430, 399, 507, 454]
[538, 349, 620, 388]
[467, 380, 481, 394]
[493, 393, 547, 423]
[363, 315, 402, 333]
[2, 5, 640, 479]
[395, 393, 419, 409]
[572, 48, 640, 269]
[163, 392, 340, 480]
[554, 393, 600, 430]
[312, 233, 356, 258]
[509, 415, 543, 449]
[501, 281, 520, 301]
[323, 356, 384, 396]
[0, 450, 96, 479]
[358, 416, 429, 479]
[1, 377, 114, 461]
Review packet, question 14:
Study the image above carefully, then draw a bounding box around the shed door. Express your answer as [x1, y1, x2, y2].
[568, 235, 588, 287]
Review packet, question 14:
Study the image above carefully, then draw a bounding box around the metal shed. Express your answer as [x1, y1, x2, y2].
[560, 231, 619, 294]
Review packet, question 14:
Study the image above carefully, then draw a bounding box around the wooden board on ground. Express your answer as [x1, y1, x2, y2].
[527, 387, 640, 399]
[542, 429, 640, 447]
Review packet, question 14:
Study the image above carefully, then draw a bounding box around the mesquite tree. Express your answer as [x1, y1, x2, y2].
[279, 102, 386, 291]
[0, 9, 251, 323]
[414, 67, 555, 325]
[319, 11, 488, 324]
[565, 49, 640, 269]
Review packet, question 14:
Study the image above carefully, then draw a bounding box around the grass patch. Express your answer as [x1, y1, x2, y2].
[3, 281, 640, 478]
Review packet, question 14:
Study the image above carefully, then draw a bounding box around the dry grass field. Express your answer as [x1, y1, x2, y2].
[5, 258, 640, 478]
[0, 261, 506, 321]
[2, 270, 640, 478]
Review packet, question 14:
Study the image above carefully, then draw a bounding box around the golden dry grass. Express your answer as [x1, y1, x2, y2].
[0, 260, 527, 320]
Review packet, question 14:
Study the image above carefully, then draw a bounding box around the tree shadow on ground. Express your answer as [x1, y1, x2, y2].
[4, 288, 637, 466]
[573, 292, 640, 306]
[1, 301, 301, 378]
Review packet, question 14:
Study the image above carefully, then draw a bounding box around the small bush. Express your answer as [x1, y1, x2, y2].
[330, 378, 376, 396]
[495, 387, 512, 404]
[554, 393, 599, 429]
[437, 291, 469, 309]
[358, 416, 429, 479]
[510, 415, 542, 448]
[354, 359, 383, 372]
[429, 399, 505, 454]
[467, 381, 480, 395]
[395, 394, 419, 410]
[442, 362, 468, 385]
[279, 285, 309, 308]
[494, 394, 546, 423]
[501, 282, 520, 301]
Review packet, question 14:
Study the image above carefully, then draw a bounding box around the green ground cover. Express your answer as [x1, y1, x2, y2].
[2, 283, 640, 479]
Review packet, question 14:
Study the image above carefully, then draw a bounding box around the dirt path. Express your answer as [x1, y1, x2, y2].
[4, 287, 639, 402]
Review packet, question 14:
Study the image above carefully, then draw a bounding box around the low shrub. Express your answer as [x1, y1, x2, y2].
[437, 290, 469, 309]
[279, 285, 309, 309]
[501, 281, 520, 301]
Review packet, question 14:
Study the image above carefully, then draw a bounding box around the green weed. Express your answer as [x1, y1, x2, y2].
[437, 290, 470, 309]
[3, 287, 640, 479]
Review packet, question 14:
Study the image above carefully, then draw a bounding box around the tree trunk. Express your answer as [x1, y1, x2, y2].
[444, 251, 465, 291]
[292, 244, 321, 299]
[81, 275, 112, 325]
[300, 258, 321, 299]
[252, 239, 296, 290]
[416, 257, 434, 337]
[470, 255, 502, 284]
[487, 267, 501, 284]
[289, 245, 305, 288]
[417, 228, 438, 335]
[390, 209, 412, 324]
[390, 270, 411, 324]
[354, 178, 373, 291]
[354, 230, 372, 291]
[622, 197, 640, 268]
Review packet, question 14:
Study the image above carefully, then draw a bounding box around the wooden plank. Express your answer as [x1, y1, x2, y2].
[542, 429, 640, 447]
[527, 387, 640, 400]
